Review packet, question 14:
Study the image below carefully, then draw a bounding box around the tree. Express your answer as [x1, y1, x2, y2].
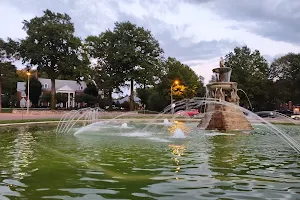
[269, 53, 300, 104]
[224, 46, 269, 110]
[163, 57, 201, 100]
[55, 93, 69, 108]
[141, 57, 203, 111]
[209, 75, 217, 83]
[40, 93, 51, 105]
[147, 89, 170, 112]
[196, 75, 206, 97]
[19, 9, 90, 110]
[85, 31, 126, 108]
[16, 69, 29, 81]
[25, 76, 42, 107]
[75, 93, 98, 107]
[112, 21, 164, 110]
[84, 82, 98, 97]
[0, 38, 19, 110]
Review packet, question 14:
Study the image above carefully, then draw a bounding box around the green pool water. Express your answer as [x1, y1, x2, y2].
[0, 124, 300, 200]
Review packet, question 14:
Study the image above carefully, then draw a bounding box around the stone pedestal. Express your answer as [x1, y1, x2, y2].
[203, 104, 253, 131]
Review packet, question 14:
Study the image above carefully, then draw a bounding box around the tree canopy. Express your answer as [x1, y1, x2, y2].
[137, 57, 204, 112]
[269, 53, 300, 104]
[19, 9, 90, 109]
[224, 46, 269, 110]
[25, 76, 42, 107]
[6, 8, 300, 112]
[109, 21, 164, 110]
[0, 38, 19, 110]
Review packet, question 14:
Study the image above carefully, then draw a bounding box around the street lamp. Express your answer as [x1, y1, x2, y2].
[26, 70, 31, 114]
[171, 80, 179, 114]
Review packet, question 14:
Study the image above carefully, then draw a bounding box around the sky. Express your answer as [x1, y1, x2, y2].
[1, 0, 300, 87]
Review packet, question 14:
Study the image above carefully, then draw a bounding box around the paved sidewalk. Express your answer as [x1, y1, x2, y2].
[0, 113, 64, 120]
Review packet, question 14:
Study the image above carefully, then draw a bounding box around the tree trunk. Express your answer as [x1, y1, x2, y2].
[108, 89, 113, 110]
[0, 81, 2, 112]
[130, 79, 134, 111]
[50, 78, 56, 110]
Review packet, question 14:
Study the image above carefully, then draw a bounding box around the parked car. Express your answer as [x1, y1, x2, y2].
[255, 111, 275, 118]
[291, 115, 300, 120]
[176, 109, 199, 117]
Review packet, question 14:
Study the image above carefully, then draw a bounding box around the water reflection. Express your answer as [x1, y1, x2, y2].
[0, 126, 36, 199]
[168, 121, 190, 135]
[0, 125, 300, 199]
[10, 127, 36, 180]
[168, 144, 186, 178]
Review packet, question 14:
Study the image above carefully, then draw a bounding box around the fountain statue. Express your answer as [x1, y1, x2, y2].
[198, 58, 253, 131]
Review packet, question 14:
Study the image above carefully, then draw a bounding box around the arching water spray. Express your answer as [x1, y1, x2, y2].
[238, 89, 253, 111]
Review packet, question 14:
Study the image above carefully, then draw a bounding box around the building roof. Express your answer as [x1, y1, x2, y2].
[17, 78, 87, 92]
[114, 95, 141, 104]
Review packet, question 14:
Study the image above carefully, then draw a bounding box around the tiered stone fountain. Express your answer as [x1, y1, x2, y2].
[199, 58, 253, 131]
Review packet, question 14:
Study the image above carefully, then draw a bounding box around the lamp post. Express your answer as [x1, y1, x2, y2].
[26, 71, 31, 114]
[171, 80, 179, 114]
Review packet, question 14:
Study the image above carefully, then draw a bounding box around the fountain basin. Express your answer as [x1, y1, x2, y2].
[206, 82, 237, 90]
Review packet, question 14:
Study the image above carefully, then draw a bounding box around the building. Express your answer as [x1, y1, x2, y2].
[17, 78, 87, 108]
[114, 95, 141, 104]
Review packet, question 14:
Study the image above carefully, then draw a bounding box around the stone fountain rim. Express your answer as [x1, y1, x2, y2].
[212, 67, 232, 73]
[206, 82, 237, 86]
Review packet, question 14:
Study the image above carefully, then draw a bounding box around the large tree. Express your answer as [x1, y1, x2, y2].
[112, 21, 164, 110]
[224, 46, 269, 111]
[0, 38, 18, 110]
[163, 57, 201, 100]
[85, 31, 125, 107]
[84, 82, 98, 97]
[139, 57, 203, 112]
[19, 9, 90, 109]
[269, 53, 300, 104]
[25, 76, 42, 107]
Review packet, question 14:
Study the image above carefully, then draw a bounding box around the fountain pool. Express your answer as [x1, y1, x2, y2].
[0, 120, 300, 199]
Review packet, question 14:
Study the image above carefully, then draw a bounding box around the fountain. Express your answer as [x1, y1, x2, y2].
[121, 123, 128, 128]
[172, 128, 186, 138]
[163, 119, 172, 126]
[198, 57, 253, 131]
[56, 107, 104, 134]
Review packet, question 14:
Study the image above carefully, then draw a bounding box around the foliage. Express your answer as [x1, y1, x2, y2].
[136, 87, 151, 106]
[84, 82, 98, 97]
[161, 57, 201, 100]
[75, 93, 98, 107]
[138, 57, 203, 112]
[269, 53, 300, 103]
[0, 38, 19, 109]
[19, 9, 90, 109]
[55, 93, 68, 104]
[17, 69, 29, 81]
[147, 89, 170, 112]
[224, 46, 269, 111]
[120, 101, 130, 111]
[25, 76, 42, 106]
[85, 31, 125, 108]
[0, 63, 18, 95]
[108, 21, 164, 110]
[40, 93, 51, 103]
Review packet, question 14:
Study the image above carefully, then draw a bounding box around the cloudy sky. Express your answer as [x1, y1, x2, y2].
[1, 0, 300, 85]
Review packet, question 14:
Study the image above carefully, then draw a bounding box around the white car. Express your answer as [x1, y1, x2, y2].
[291, 115, 300, 120]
